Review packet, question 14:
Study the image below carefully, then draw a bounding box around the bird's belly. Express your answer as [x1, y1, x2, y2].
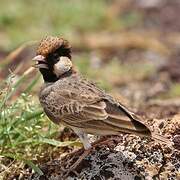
[83, 128, 119, 136]
[62, 121, 119, 136]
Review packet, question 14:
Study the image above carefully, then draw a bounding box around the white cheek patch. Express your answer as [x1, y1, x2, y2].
[53, 57, 72, 77]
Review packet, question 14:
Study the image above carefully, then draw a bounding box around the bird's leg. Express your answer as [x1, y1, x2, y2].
[72, 127, 92, 150]
[63, 128, 92, 177]
[78, 133, 92, 150]
[64, 129, 120, 177]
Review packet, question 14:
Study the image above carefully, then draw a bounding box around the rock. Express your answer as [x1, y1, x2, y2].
[29, 114, 180, 180]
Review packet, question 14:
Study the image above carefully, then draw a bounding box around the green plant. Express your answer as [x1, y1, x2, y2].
[0, 70, 80, 177]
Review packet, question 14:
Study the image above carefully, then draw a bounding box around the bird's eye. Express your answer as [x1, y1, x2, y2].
[51, 53, 60, 64]
[53, 53, 59, 59]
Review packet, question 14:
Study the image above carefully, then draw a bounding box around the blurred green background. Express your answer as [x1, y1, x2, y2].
[0, 0, 109, 50]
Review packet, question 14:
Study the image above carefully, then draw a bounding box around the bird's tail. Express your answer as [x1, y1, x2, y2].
[151, 133, 173, 145]
[117, 103, 173, 145]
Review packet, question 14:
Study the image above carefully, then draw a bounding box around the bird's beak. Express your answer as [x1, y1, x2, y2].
[32, 55, 48, 69]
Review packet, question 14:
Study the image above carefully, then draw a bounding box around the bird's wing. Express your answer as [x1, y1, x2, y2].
[40, 77, 151, 136]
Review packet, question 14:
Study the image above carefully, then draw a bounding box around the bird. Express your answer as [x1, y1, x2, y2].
[33, 36, 170, 150]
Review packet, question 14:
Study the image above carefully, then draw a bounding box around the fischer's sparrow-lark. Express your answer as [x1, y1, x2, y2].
[33, 36, 170, 150]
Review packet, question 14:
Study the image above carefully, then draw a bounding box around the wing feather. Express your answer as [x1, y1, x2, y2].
[40, 76, 171, 144]
[41, 82, 151, 135]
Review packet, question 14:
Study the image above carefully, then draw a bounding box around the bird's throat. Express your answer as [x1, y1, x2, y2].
[40, 68, 75, 83]
[40, 69, 59, 82]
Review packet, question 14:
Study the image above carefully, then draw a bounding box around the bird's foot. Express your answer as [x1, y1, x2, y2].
[62, 136, 122, 178]
[64, 148, 91, 177]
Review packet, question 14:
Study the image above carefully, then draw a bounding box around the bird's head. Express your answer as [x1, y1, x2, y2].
[32, 36, 73, 82]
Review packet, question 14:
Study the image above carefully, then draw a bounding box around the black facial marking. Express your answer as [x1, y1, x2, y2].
[38, 43, 72, 83]
[40, 67, 73, 82]
[55, 45, 71, 59]
[38, 52, 57, 82]
[39, 68, 59, 82]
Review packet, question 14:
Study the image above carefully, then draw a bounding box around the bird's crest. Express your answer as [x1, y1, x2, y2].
[36, 36, 71, 58]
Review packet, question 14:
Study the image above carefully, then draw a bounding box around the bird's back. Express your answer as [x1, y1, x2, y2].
[39, 74, 151, 136]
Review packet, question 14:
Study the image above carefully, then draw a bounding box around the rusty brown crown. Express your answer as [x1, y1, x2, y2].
[36, 36, 71, 58]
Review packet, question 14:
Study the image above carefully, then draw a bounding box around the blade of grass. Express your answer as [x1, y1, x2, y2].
[25, 160, 44, 175]
[23, 109, 44, 121]
[0, 67, 35, 109]
[24, 73, 41, 93]
[0, 41, 37, 68]
[0, 153, 44, 175]
[38, 137, 82, 147]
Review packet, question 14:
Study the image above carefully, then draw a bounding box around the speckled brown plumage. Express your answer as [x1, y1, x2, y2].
[39, 74, 150, 136]
[33, 36, 171, 149]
